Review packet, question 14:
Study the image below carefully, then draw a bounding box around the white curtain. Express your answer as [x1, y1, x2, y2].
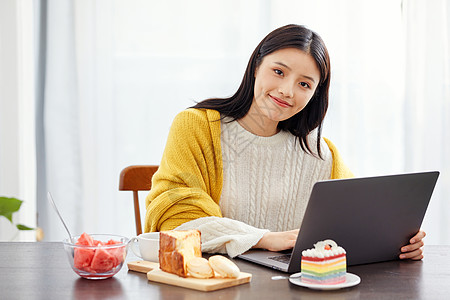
[402, 0, 450, 244]
[36, 0, 450, 244]
[0, 0, 36, 241]
[38, 0, 119, 240]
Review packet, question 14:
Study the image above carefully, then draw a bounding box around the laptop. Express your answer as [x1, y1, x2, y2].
[238, 171, 439, 273]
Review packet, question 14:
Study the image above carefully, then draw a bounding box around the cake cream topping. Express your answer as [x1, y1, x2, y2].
[302, 239, 346, 258]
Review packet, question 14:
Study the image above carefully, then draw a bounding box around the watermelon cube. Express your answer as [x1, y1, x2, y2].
[90, 248, 116, 273]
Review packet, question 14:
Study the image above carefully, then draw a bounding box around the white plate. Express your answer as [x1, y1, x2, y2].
[289, 273, 361, 290]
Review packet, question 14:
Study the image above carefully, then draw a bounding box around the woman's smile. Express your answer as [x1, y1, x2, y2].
[269, 94, 292, 108]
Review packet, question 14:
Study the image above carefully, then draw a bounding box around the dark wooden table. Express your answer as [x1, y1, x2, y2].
[0, 242, 448, 299]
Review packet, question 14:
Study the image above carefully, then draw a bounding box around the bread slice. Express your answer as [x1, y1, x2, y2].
[159, 230, 201, 277]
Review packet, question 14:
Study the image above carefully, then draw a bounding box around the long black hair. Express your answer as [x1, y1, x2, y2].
[192, 24, 331, 158]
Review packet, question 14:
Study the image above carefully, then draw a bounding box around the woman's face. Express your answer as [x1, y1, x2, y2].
[243, 47, 321, 136]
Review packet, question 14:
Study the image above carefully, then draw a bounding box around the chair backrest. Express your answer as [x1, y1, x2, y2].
[119, 165, 159, 235]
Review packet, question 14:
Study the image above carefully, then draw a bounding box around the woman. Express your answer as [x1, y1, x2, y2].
[144, 24, 425, 260]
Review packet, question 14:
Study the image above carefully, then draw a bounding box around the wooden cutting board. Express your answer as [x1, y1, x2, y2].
[127, 260, 160, 273]
[127, 260, 252, 292]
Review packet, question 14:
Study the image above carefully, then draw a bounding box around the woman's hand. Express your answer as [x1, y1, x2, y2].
[399, 230, 426, 260]
[253, 229, 299, 252]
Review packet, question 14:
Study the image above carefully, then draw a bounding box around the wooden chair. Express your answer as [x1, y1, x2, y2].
[119, 165, 158, 235]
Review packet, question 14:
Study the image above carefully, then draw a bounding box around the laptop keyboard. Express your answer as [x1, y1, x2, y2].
[268, 254, 291, 264]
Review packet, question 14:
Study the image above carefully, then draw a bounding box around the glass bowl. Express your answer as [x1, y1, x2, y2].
[62, 234, 130, 280]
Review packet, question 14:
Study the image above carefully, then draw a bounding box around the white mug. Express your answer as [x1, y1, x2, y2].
[130, 232, 160, 262]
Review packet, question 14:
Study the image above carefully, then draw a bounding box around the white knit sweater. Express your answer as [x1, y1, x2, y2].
[176, 118, 332, 257]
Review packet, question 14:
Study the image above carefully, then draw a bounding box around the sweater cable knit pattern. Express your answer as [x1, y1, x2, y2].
[219, 118, 332, 232]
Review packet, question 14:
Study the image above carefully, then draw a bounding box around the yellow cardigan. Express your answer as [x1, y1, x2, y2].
[144, 108, 353, 232]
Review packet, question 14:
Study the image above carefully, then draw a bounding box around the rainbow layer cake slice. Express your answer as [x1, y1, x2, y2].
[301, 239, 346, 285]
